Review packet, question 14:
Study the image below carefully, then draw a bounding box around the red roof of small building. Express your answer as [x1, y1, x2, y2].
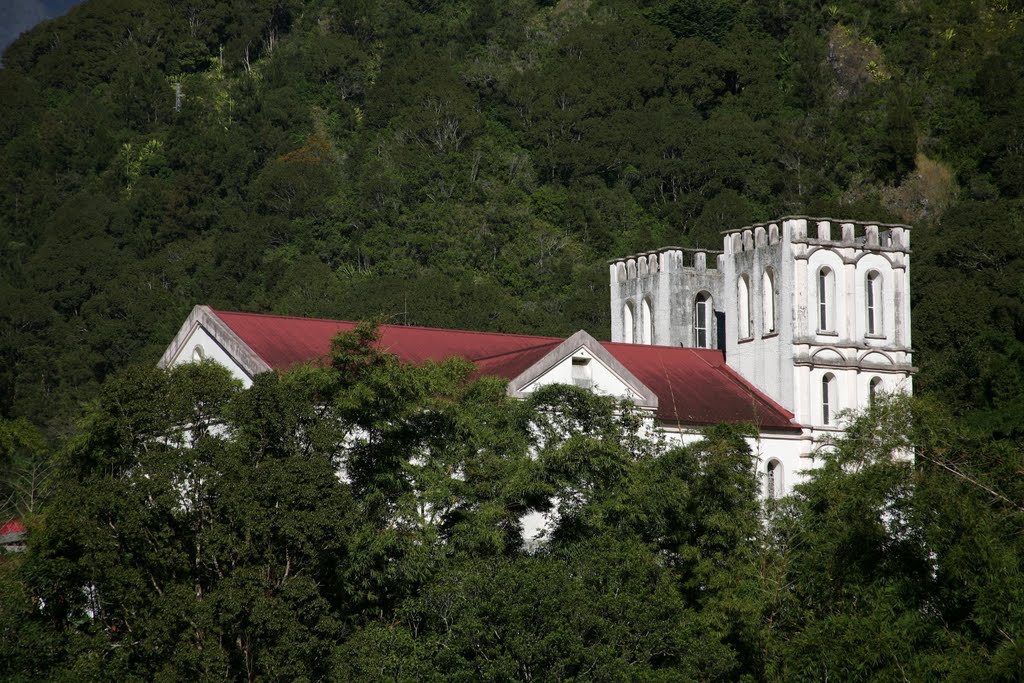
[210, 310, 798, 431]
[1, 519, 26, 536]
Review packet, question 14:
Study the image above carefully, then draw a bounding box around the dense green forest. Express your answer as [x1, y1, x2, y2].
[0, 0, 1022, 436]
[2, 0, 1024, 680]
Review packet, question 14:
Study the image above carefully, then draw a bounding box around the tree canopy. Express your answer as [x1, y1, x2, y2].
[3, 1, 1024, 678]
[0, 0, 1022, 435]
[3, 329, 1023, 680]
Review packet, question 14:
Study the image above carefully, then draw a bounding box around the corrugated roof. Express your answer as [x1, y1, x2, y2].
[209, 310, 798, 431]
[600, 343, 797, 429]
[212, 310, 563, 368]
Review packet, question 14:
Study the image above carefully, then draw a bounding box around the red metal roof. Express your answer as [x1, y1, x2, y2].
[210, 310, 798, 430]
[1, 519, 26, 535]
[212, 310, 564, 368]
[600, 343, 797, 429]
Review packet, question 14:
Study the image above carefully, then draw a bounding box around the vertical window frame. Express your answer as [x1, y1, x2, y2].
[821, 373, 836, 425]
[866, 270, 883, 337]
[694, 292, 712, 348]
[623, 301, 635, 344]
[763, 267, 776, 335]
[641, 297, 654, 345]
[817, 267, 835, 333]
[737, 274, 752, 340]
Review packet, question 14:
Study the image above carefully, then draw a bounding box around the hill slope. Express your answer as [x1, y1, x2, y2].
[1, 0, 1023, 435]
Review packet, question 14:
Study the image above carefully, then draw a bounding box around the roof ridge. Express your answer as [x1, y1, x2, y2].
[211, 308, 565, 343]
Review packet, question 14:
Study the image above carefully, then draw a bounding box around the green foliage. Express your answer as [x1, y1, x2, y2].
[0, 418, 51, 520]
[5, 328, 1024, 680]
[0, 0, 1020, 437]
[763, 395, 1024, 682]
[1, 328, 783, 680]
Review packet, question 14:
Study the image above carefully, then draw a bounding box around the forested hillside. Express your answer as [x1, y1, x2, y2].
[1, 0, 1022, 437]
[3, 4, 1024, 679]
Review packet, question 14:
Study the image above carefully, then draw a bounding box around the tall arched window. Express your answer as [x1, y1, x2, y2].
[737, 274, 752, 339]
[869, 376, 883, 405]
[641, 298, 653, 345]
[818, 267, 835, 332]
[623, 302, 635, 344]
[821, 373, 837, 425]
[766, 459, 783, 499]
[866, 270, 882, 335]
[694, 292, 713, 348]
[762, 268, 776, 334]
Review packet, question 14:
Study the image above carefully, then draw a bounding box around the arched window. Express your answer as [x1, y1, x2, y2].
[694, 292, 713, 349]
[869, 376, 883, 405]
[623, 302, 635, 344]
[818, 267, 835, 332]
[766, 459, 783, 499]
[641, 297, 653, 345]
[821, 373, 837, 425]
[737, 274, 752, 339]
[192, 345, 206, 362]
[762, 267, 776, 334]
[866, 270, 882, 335]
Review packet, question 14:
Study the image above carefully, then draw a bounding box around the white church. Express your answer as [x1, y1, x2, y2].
[161, 216, 913, 497]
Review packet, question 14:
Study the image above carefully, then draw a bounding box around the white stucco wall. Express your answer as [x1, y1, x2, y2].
[659, 424, 813, 497]
[165, 326, 253, 388]
[517, 346, 642, 402]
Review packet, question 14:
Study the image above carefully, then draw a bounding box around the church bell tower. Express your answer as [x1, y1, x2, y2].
[609, 217, 914, 437]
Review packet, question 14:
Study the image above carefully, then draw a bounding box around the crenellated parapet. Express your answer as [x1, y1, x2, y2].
[609, 248, 726, 348]
[610, 215, 915, 448]
[722, 216, 911, 254]
[608, 247, 724, 282]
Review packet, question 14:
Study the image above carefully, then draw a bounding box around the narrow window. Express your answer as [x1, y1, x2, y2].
[623, 302, 635, 344]
[192, 345, 206, 362]
[762, 268, 776, 334]
[822, 373, 836, 425]
[869, 376, 883, 405]
[694, 292, 712, 348]
[737, 275, 751, 339]
[866, 271, 882, 335]
[766, 460, 783, 499]
[818, 267, 835, 332]
[641, 298, 653, 345]
[572, 357, 593, 389]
